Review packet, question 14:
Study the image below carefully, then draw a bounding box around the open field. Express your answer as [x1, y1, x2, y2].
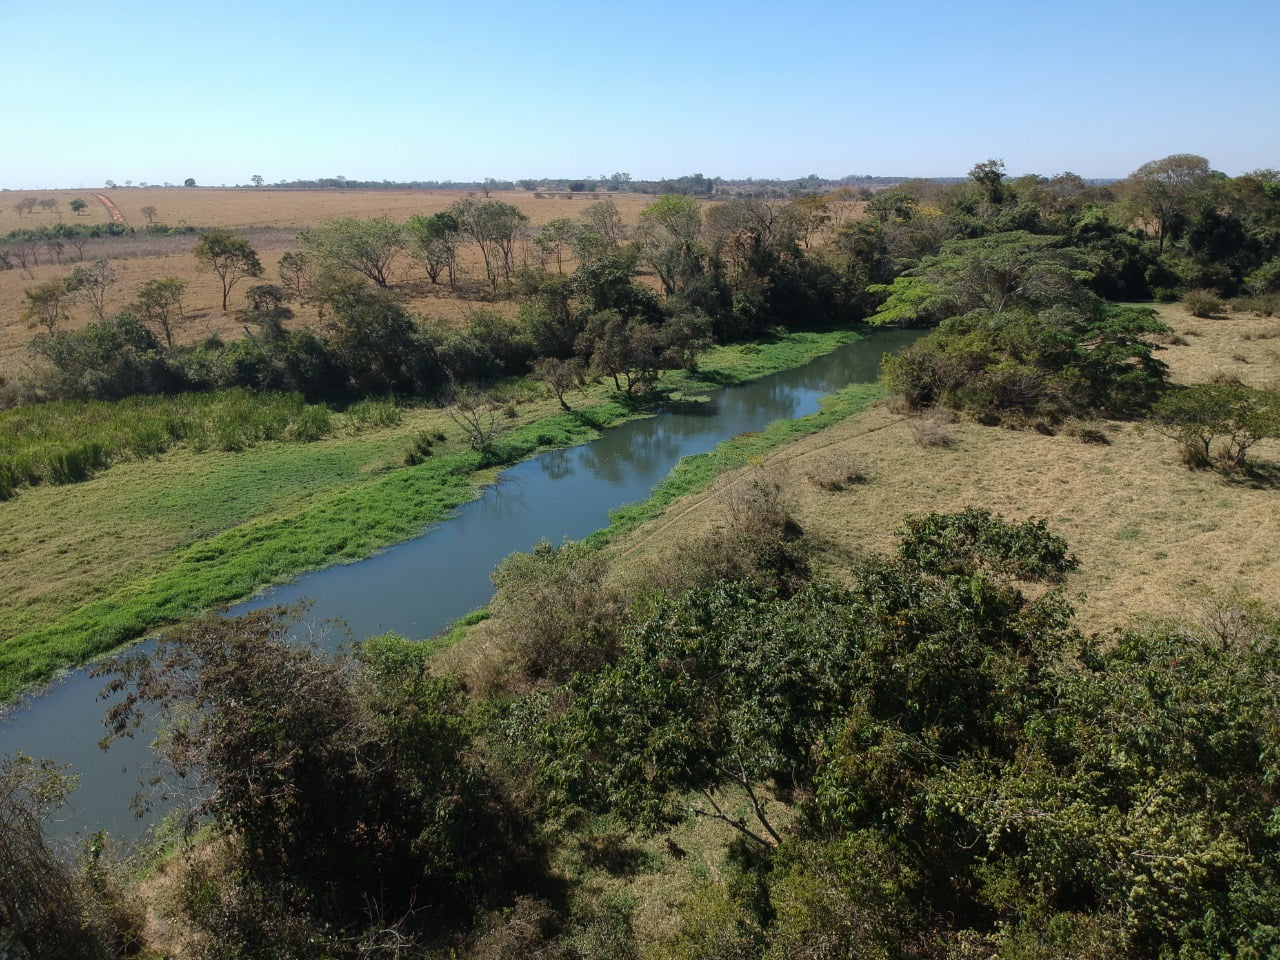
[0, 188, 865, 376]
[574, 305, 1280, 635]
[0, 188, 664, 374]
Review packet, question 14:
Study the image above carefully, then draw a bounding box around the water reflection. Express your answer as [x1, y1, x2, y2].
[0, 329, 924, 846]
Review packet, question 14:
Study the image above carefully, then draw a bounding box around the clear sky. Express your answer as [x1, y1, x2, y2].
[3, 0, 1277, 189]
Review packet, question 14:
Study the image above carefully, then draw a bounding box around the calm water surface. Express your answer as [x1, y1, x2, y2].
[0, 330, 920, 846]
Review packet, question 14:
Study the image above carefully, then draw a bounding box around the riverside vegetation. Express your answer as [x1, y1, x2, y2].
[3, 155, 1280, 959]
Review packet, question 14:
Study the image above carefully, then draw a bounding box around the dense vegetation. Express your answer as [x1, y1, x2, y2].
[9, 507, 1277, 959]
[3, 154, 1280, 959]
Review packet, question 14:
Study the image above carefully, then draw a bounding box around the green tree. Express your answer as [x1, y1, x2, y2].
[451, 198, 529, 292]
[297, 216, 404, 288]
[532, 217, 578, 274]
[250, 174, 264, 187]
[404, 212, 461, 286]
[1123, 153, 1213, 254]
[69, 197, 88, 216]
[1153, 382, 1280, 470]
[21, 279, 74, 334]
[133, 276, 187, 347]
[969, 157, 1007, 204]
[636, 195, 705, 296]
[547, 579, 859, 848]
[68, 258, 120, 321]
[193, 229, 264, 310]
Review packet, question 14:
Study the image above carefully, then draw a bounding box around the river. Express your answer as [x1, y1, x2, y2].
[0, 329, 920, 847]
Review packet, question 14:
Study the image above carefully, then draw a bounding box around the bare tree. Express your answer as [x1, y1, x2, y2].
[446, 388, 505, 453]
[140, 205, 158, 224]
[44, 239, 65, 265]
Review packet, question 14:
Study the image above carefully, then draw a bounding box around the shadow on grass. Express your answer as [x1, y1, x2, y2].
[575, 831, 660, 878]
[1227, 460, 1280, 490]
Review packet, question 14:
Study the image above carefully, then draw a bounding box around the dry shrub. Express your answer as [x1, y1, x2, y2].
[489, 539, 627, 684]
[464, 896, 558, 960]
[1183, 288, 1225, 319]
[805, 450, 869, 491]
[656, 477, 810, 597]
[911, 412, 956, 448]
[1061, 418, 1111, 445]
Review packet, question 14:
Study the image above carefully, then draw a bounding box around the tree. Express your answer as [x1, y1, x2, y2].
[1153, 382, 1280, 470]
[277, 250, 315, 302]
[98, 610, 513, 942]
[239, 283, 293, 341]
[297, 216, 404, 288]
[140, 205, 157, 224]
[450, 198, 529, 292]
[1124, 153, 1213, 254]
[0, 756, 111, 960]
[446, 388, 505, 454]
[636, 195, 705, 296]
[69, 197, 88, 216]
[575, 198, 626, 262]
[183, 177, 196, 187]
[68, 258, 120, 321]
[969, 157, 1007, 203]
[250, 174, 264, 187]
[532, 217, 578, 274]
[193, 229, 263, 310]
[532, 355, 584, 411]
[134, 276, 188, 346]
[547, 580, 861, 848]
[21, 280, 74, 335]
[404, 212, 461, 286]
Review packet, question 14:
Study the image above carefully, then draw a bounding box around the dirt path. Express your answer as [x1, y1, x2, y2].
[94, 193, 127, 225]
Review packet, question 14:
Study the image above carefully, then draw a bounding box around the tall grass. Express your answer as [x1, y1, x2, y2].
[0, 389, 337, 499]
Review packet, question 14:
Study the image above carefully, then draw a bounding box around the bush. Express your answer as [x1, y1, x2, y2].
[1183, 288, 1225, 318]
[489, 538, 627, 683]
[805, 451, 868, 491]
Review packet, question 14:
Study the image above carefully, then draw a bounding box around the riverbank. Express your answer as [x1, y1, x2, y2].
[0, 328, 865, 704]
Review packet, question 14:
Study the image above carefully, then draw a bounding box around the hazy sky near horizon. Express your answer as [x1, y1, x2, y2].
[3, 0, 1277, 189]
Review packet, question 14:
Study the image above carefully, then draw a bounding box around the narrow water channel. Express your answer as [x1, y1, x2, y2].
[0, 329, 920, 846]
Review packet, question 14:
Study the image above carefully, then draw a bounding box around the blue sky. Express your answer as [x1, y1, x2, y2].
[3, 0, 1277, 189]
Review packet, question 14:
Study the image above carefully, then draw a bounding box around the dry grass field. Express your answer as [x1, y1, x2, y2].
[0, 188, 665, 375]
[603, 304, 1280, 634]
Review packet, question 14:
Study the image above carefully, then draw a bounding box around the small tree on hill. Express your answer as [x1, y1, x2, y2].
[69, 197, 88, 216]
[194, 229, 263, 310]
[21, 280, 74, 335]
[298, 216, 404, 288]
[134, 276, 188, 347]
[68, 258, 120, 321]
[1153, 382, 1280, 470]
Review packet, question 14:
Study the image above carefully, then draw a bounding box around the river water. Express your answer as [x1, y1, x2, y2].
[0, 330, 919, 846]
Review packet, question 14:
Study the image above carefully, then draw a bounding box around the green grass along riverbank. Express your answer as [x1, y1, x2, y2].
[0, 329, 864, 704]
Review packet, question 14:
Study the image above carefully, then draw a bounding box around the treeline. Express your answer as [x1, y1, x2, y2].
[259, 171, 912, 197]
[9, 506, 1278, 958]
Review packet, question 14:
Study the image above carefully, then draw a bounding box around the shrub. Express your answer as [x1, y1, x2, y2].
[911, 413, 955, 448]
[489, 538, 627, 683]
[1183, 288, 1225, 318]
[290, 404, 332, 442]
[805, 451, 869, 491]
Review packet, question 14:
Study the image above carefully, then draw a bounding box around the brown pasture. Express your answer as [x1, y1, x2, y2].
[0, 188, 663, 376]
[603, 308, 1280, 634]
